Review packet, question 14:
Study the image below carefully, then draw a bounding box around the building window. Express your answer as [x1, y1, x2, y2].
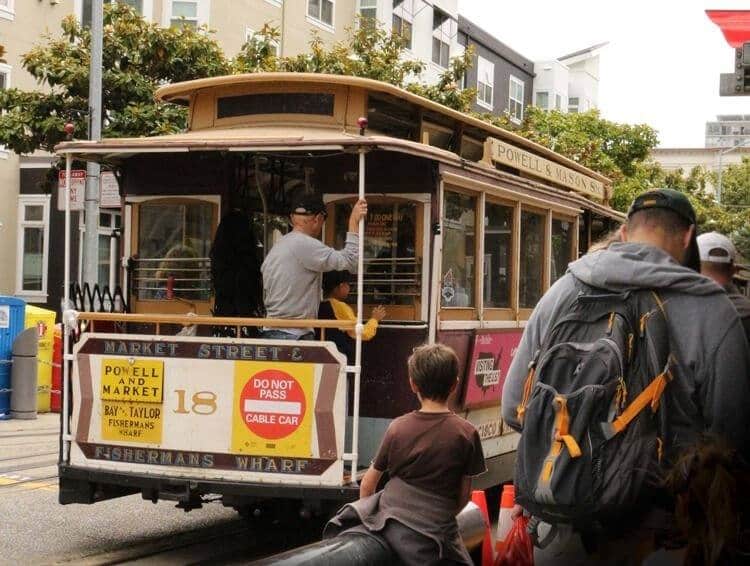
[308, 0, 335, 29]
[476, 56, 494, 110]
[170, 0, 200, 28]
[16, 196, 51, 299]
[551, 218, 573, 285]
[431, 9, 451, 68]
[568, 96, 579, 113]
[535, 91, 549, 110]
[508, 75, 524, 123]
[135, 201, 213, 301]
[358, 0, 376, 26]
[82, 0, 148, 27]
[519, 210, 544, 308]
[484, 201, 513, 308]
[98, 211, 122, 289]
[441, 191, 476, 308]
[392, 0, 413, 50]
[0, 0, 13, 21]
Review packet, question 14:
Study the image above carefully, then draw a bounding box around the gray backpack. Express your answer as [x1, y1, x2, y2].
[514, 281, 673, 527]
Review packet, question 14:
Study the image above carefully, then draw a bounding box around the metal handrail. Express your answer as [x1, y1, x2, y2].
[74, 311, 356, 330]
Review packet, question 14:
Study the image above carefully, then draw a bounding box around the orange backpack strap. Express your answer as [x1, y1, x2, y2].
[516, 361, 537, 424]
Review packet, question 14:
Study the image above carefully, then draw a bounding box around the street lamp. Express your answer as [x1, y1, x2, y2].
[716, 139, 750, 204]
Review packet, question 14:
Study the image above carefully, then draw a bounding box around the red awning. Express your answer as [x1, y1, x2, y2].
[706, 10, 750, 48]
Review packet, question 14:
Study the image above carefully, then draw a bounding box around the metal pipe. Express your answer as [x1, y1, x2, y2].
[62, 154, 72, 463]
[350, 148, 366, 482]
[253, 500, 487, 565]
[83, 0, 103, 285]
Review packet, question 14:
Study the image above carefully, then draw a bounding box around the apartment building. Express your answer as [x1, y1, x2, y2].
[705, 115, 750, 148]
[355, 0, 464, 86]
[0, 1, 73, 308]
[457, 15, 534, 122]
[2, 0, 361, 310]
[533, 42, 607, 114]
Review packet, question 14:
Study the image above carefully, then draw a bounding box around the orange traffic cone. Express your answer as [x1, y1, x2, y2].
[495, 484, 515, 556]
[471, 490, 494, 566]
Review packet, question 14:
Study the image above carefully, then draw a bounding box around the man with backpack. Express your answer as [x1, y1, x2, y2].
[501, 189, 750, 564]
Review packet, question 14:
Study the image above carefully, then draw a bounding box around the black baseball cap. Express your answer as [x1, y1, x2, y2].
[627, 188, 700, 271]
[322, 270, 352, 295]
[290, 194, 326, 216]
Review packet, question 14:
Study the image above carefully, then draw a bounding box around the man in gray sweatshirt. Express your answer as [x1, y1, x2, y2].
[261, 194, 367, 340]
[501, 189, 750, 563]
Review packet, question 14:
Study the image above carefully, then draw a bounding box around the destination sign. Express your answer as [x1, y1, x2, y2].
[483, 138, 606, 201]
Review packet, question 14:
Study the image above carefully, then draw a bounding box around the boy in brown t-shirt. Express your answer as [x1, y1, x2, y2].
[325, 344, 486, 565]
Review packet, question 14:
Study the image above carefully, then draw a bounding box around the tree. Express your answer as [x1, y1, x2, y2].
[234, 20, 475, 112]
[0, 3, 229, 155]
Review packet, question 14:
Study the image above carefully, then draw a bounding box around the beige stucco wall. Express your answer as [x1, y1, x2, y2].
[0, 1, 72, 296]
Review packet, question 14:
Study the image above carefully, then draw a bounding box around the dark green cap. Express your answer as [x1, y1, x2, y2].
[627, 188, 700, 271]
[627, 188, 697, 225]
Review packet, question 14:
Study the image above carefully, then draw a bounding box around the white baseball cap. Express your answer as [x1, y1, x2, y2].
[697, 231, 737, 264]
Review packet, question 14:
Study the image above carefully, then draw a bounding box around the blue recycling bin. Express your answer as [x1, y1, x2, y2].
[0, 297, 26, 419]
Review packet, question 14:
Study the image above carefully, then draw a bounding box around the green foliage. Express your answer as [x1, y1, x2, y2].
[234, 19, 425, 87]
[0, 3, 228, 153]
[734, 224, 750, 261]
[488, 106, 659, 202]
[407, 46, 476, 112]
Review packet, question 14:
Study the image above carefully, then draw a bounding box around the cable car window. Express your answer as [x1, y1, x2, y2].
[484, 201, 513, 308]
[135, 201, 213, 301]
[551, 218, 573, 285]
[332, 201, 419, 306]
[520, 210, 544, 308]
[217, 93, 335, 119]
[441, 191, 476, 308]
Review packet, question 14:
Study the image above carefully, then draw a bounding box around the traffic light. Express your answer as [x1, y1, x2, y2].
[720, 42, 750, 96]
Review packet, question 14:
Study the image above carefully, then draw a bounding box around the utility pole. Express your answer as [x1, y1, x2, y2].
[83, 0, 103, 285]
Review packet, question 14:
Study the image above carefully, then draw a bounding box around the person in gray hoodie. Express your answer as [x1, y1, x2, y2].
[502, 189, 750, 564]
[261, 194, 367, 340]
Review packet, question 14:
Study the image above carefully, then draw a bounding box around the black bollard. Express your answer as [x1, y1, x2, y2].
[252, 500, 487, 565]
[251, 531, 394, 565]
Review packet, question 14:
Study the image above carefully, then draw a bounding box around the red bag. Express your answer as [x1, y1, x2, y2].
[494, 516, 534, 566]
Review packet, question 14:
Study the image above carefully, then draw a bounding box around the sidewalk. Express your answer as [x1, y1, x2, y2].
[0, 412, 60, 433]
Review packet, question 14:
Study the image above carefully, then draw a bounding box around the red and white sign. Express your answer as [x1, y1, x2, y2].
[239, 369, 307, 440]
[57, 169, 86, 211]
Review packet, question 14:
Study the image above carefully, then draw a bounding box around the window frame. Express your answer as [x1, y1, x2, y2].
[15, 194, 51, 300]
[535, 90, 549, 110]
[508, 75, 525, 124]
[568, 96, 580, 114]
[481, 196, 517, 321]
[307, 0, 335, 32]
[0, 0, 13, 21]
[431, 8, 452, 69]
[358, 0, 376, 23]
[439, 185, 480, 320]
[517, 204, 549, 318]
[162, 0, 209, 28]
[324, 193, 431, 323]
[77, 0, 154, 24]
[476, 55, 494, 111]
[392, 0, 413, 51]
[550, 213, 578, 287]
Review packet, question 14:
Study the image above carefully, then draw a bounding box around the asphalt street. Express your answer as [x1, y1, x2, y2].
[0, 414, 320, 565]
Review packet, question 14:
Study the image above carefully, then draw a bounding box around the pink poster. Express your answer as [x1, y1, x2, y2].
[461, 330, 523, 410]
